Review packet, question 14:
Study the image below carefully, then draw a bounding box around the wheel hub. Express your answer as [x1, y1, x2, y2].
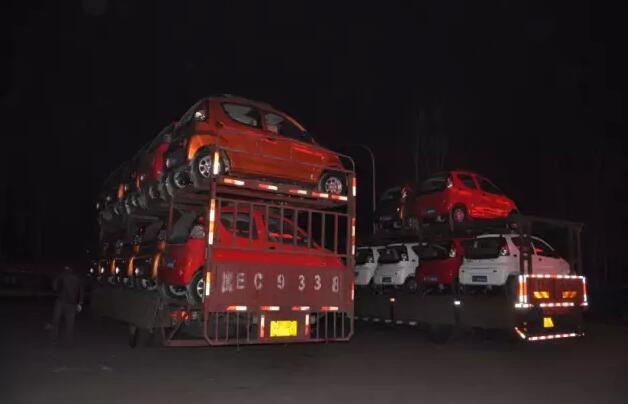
[324, 176, 343, 195]
[198, 155, 219, 178]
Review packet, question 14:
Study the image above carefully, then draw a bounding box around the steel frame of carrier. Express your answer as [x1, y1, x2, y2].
[91, 146, 357, 347]
[355, 214, 588, 343]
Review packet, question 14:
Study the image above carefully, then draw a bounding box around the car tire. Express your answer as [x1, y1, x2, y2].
[186, 270, 205, 306]
[451, 205, 467, 224]
[139, 277, 159, 291]
[172, 168, 190, 189]
[161, 282, 187, 300]
[147, 183, 160, 200]
[190, 150, 228, 189]
[404, 277, 418, 293]
[318, 171, 346, 195]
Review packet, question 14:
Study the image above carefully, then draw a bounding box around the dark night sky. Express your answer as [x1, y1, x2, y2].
[1, 1, 626, 284]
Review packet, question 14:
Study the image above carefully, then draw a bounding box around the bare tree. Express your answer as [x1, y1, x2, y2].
[410, 105, 449, 185]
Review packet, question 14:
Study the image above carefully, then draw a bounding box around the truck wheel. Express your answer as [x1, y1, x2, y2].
[318, 171, 346, 195]
[186, 270, 205, 306]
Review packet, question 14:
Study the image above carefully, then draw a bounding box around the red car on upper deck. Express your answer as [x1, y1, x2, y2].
[162, 95, 349, 197]
[414, 170, 518, 225]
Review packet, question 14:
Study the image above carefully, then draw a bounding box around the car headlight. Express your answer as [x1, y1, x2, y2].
[134, 268, 140, 276]
[100, 266, 105, 274]
[89, 267, 95, 274]
[115, 266, 120, 274]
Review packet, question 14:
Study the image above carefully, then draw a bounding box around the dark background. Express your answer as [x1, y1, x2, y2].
[1, 1, 626, 291]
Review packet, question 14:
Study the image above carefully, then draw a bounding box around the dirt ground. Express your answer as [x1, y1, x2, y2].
[2, 297, 627, 404]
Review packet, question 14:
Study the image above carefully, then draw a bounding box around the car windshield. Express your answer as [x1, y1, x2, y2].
[378, 245, 407, 264]
[419, 174, 448, 194]
[464, 237, 503, 259]
[416, 241, 451, 261]
[356, 248, 374, 265]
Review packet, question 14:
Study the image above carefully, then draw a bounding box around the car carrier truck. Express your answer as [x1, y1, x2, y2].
[89, 147, 357, 347]
[355, 215, 588, 343]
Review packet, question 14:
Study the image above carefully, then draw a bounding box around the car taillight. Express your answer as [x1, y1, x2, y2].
[189, 224, 206, 239]
[499, 238, 510, 256]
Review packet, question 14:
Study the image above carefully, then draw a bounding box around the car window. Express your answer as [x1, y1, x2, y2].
[419, 174, 449, 194]
[220, 212, 257, 239]
[180, 100, 207, 126]
[223, 103, 261, 128]
[463, 237, 503, 259]
[416, 241, 451, 260]
[264, 112, 311, 142]
[378, 245, 408, 264]
[532, 238, 556, 258]
[458, 174, 476, 189]
[356, 248, 374, 265]
[478, 178, 504, 195]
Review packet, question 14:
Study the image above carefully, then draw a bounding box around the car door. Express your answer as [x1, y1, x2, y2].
[456, 173, 481, 217]
[219, 102, 266, 175]
[476, 176, 510, 218]
[258, 111, 295, 179]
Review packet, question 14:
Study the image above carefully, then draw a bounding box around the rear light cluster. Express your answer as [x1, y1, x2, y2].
[448, 244, 457, 258]
[498, 238, 510, 256]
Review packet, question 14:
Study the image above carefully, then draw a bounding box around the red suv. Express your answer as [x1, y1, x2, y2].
[415, 238, 468, 292]
[414, 170, 517, 225]
[159, 205, 342, 305]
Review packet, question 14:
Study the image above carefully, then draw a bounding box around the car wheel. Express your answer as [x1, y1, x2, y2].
[185, 270, 205, 306]
[190, 150, 228, 189]
[161, 282, 187, 300]
[318, 171, 346, 195]
[172, 169, 190, 189]
[148, 183, 160, 200]
[404, 277, 418, 293]
[451, 205, 467, 224]
[139, 277, 158, 291]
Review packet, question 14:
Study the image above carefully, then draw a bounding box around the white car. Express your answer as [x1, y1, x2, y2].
[459, 234, 570, 287]
[354, 246, 383, 287]
[372, 242, 420, 291]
